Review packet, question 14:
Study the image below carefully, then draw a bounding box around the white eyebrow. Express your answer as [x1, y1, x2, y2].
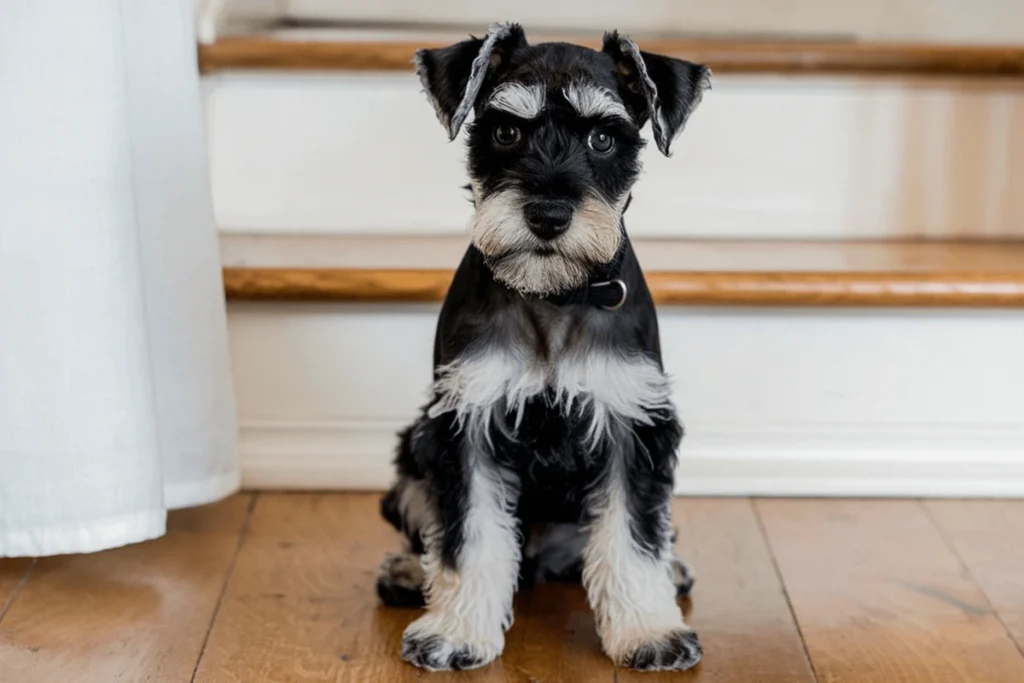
[562, 82, 630, 121]
[487, 82, 546, 119]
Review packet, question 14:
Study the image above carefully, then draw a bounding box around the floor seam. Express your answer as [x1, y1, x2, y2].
[919, 499, 1024, 661]
[751, 499, 822, 683]
[189, 493, 259, 683]
[0, 558, 37, 626]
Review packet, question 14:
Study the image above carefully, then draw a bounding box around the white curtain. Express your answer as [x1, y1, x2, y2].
[0, 1, 238, 556]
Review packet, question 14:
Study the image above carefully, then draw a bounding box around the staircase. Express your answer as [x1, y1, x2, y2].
[201, 8, 1024, 496]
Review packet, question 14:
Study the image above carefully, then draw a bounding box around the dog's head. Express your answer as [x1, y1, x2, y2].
[415, 23, 710, 295]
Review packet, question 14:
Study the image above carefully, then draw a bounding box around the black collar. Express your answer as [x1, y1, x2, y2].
[541, 278, 628, 310]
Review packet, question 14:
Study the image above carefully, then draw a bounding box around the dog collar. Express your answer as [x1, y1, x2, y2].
[540, 278, 628, 310]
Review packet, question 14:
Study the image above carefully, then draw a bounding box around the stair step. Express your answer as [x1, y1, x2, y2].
[203, 42, 1024, 240]
[221, 236, 1024, 307]
[199, 31, 1024, 77]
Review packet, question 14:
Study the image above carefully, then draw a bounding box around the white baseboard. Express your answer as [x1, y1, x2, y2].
[241, 419, 403, 491]
[240, 419, 1024, 497]
[229, 303, 1024, 498]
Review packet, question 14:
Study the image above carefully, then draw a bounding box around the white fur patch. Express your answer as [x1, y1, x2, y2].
[403, 464, 521, 669]
[429, 349, 673, 451]
[469, 188, 625, 295]
[582, 461, 690, 663]
[488, 82, 546, 119]
[563, 82, 630, 121]
[395, 476, 433, 541]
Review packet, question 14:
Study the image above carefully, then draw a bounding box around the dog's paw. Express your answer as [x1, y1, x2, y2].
[672, 556, 696, 598]
[401, 617, 502, 671]
[376, 553, 425, 607]
[401, 633, 497, 671]
[623, 630, 702, 672]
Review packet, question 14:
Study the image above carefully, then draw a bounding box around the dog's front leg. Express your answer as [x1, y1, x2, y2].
[582, 420, 701, 671]
[401, 437, 521, 671]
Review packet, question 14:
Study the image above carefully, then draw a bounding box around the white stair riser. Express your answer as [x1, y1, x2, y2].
[205, 73, 1024, 239]
[229, 302, 1024, 496]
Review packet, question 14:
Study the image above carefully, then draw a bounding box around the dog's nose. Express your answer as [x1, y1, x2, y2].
[524, 201, 573, 240]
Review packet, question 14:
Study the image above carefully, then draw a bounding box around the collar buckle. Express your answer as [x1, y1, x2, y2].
[590, 279, 628, 311]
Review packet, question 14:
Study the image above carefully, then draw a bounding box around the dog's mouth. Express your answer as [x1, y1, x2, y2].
[488, 245, 560, 264]
[483, 248, 595, 296]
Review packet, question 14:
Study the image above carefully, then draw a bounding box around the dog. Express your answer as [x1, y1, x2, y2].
[376, 23, 710, 672]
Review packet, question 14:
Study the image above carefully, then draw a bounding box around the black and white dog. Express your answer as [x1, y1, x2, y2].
[377, 23, 710, 672]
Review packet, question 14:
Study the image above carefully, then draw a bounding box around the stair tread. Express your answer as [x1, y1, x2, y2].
[221, 235, 1024, 307]
[199, 30, 1024, 77]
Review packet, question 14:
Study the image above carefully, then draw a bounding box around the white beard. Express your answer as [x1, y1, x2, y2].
[469, 188, 626, 295]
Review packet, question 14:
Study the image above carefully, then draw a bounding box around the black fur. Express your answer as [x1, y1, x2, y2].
[401, 634, 485, 671]
[625, 630, 702, 671]
[384, 242, 680, 566]
[415, 25, 528, 138]
[601, 31, 710, 155]
[466, 43, 646, 208]
[376, 574, 426, 608]
[382, 24, 709, 672]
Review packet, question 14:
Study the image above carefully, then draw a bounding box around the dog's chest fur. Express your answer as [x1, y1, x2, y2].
[428, 298, 672, 521]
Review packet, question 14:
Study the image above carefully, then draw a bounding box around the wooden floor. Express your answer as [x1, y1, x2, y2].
[2, 494, 1024, 682]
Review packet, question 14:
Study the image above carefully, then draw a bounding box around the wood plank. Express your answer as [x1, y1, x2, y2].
[926, 500, 1024, 651]
[193, 493, 421, 683]
[224, 267, 452, 305]
[198, 494, 815, 682]
[220, 237, 1024, 307]
[210, 494, 537, 682]
[646, 270, 1024, 308]
[199, 36, 1024, 77]
[617, 498, 816, 683]
[222, 267, 1024, 307]
[192, 592, 419, 683]
[0, 559, 34, 620]
[502, 585, 614, 683]
[757, 499, 1024, 682]
[0, 495, 251, 683]
[417, 498, 815, 682]
[224, 492, 411, 596]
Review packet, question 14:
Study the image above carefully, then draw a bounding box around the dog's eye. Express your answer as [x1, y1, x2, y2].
[588, 131, 615, 154]
[493, 124, 521, 146]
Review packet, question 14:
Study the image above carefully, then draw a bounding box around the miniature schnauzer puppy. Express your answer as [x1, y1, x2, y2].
[377, 23, 710, 672]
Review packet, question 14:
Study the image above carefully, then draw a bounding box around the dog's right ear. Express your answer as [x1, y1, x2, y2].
[414, 22, 527, 140]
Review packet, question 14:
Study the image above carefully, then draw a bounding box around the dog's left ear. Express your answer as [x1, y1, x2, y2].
[603, 31, 711, 156]
[415, 23, 528, 140]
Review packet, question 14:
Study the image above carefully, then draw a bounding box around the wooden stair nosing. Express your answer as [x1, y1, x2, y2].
[222, 267, 1024, 307]
[199, 36, 1024, 77]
